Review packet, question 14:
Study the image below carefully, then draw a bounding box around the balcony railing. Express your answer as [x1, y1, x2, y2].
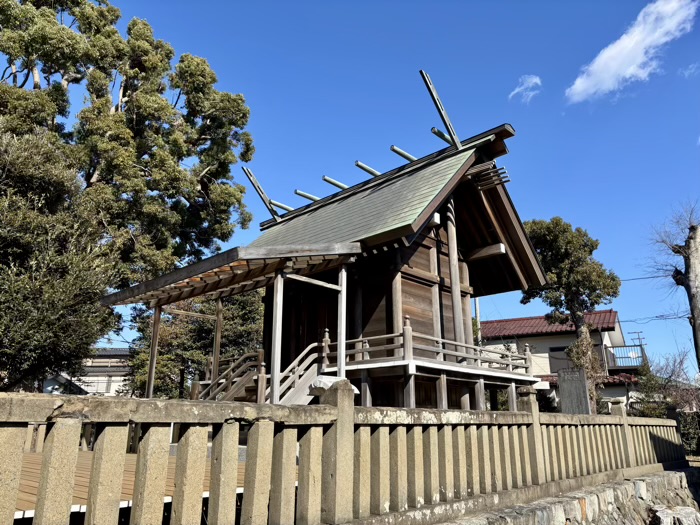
[604, 344, 646, 370]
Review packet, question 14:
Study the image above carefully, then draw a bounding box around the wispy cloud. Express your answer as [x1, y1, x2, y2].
[565, 0, 699, 103]
[508, 75, 542, 104]
[679, 62, 700, 77]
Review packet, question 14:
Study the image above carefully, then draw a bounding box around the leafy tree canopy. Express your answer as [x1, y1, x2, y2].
[522, 217, 621, 326]
[0, 0, 254, 286]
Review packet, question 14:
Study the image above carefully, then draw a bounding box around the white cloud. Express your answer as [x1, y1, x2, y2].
[508, 75, 542, 104]
[565, 0, 699, 103]
[679, 62, 700, 77]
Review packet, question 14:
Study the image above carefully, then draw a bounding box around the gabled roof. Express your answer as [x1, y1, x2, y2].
[250, 147, 476, 249]
[481, 310, 619, 340]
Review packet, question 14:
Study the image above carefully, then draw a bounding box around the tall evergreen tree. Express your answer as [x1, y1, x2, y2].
[0, 0, 255, 389]
[0, 0, 254, 285]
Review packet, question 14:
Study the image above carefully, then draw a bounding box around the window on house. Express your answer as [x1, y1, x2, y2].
[549, 346, 574, 373]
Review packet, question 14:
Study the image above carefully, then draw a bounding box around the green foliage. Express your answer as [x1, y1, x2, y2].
[0, 128, 118, 390]
[522, 217, 621, 320]
[122, 291, 264, 398]
[0, 0, 254, 286]
[523, 217, 620, 410]
[0, 0, 255, 389]
[634, 361, 670, 418]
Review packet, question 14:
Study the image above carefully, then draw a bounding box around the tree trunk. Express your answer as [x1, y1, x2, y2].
[570, 310, 599, 414]
[684, 225, 700, 369]
[32, 66, 41, 90]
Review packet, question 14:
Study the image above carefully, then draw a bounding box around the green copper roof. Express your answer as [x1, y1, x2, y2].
[249, 147, 476, 249]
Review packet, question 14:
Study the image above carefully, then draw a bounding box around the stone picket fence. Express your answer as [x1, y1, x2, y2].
[0, 383, 687, 525]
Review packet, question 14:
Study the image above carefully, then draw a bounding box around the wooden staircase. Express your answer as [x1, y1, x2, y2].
[192, 342, 326, 405]
[192, 351, 266, 403]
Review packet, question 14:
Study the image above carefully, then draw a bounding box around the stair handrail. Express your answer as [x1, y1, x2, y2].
[266, 341, 324, 402]
[199, 350, 262, 400]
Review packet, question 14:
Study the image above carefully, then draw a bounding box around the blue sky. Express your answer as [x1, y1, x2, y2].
[109, 0, 700, 369]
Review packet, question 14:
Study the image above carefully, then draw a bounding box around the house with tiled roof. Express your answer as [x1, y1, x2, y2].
[480, 310, 646, 406]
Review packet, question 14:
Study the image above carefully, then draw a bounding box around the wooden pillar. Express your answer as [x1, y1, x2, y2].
[460, 261, 474, 346]
[270, 271, 284, 404]
[338, 265, 347, 378]
[507, 382, 518, 412]
[446, 198, 465, 345]
[404, 373, 416, 408]
[211, 299, 223, 380]
[474, 378, 486, 411]
[361, 372, 372, 407]
[353, 278, 363, 361]
[437, 374, 448, 409]
[145, 305, 162, 398]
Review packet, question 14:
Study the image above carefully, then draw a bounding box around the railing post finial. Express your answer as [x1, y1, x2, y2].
[403, 315, 411, 327]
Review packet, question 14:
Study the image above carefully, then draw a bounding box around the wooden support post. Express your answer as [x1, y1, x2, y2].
[446, 198, 465, 345]
[270, 271, 284, 404]
[508, 382, 518, 412]
[211, 299, 223, 381]
[353, 279, 363, 361]
[437, 374, 448, 409]
[460, 261, 474, 346]
[361, 371, 372, 407]
[403, 316, 413, 360]
[475, 378, 486, 411]
[404, 371, 416, 409]
[392, 251, 403, 356]
[145, 305, 162, 399]
[338, 265, 347, 378]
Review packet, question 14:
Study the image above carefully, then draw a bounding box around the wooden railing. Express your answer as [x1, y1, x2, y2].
[0, 386, 686, 525]
[329, 316, 531, 376]
[194, 350, 265, 402]
[275, 341, 324, 404]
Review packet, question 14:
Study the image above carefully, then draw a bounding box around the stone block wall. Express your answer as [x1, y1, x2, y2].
[449, 470, 700, 525]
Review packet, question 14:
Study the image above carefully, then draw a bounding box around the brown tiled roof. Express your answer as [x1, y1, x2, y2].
[539, 373, 638, 386]
[480, 310, 618, 340]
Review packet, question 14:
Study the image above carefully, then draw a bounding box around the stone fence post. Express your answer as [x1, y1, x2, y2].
[610, 399, 636, 468]
[319, 380, 355, 524]
[517, 386, 546, 485]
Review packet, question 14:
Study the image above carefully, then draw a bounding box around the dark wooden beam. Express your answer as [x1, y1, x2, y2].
[467, 243, 506, 262]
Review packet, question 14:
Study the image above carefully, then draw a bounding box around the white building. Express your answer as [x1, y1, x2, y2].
[44, 347, 130, 396]
[480, 310, 645, 405]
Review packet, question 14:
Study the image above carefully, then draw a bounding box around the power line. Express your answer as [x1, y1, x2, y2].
[620, 275, 667, 282]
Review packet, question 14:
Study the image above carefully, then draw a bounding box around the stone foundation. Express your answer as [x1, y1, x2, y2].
[444, 470, 700, 524]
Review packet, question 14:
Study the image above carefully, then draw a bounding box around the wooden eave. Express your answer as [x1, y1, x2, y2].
[100, 243, 362, 307]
